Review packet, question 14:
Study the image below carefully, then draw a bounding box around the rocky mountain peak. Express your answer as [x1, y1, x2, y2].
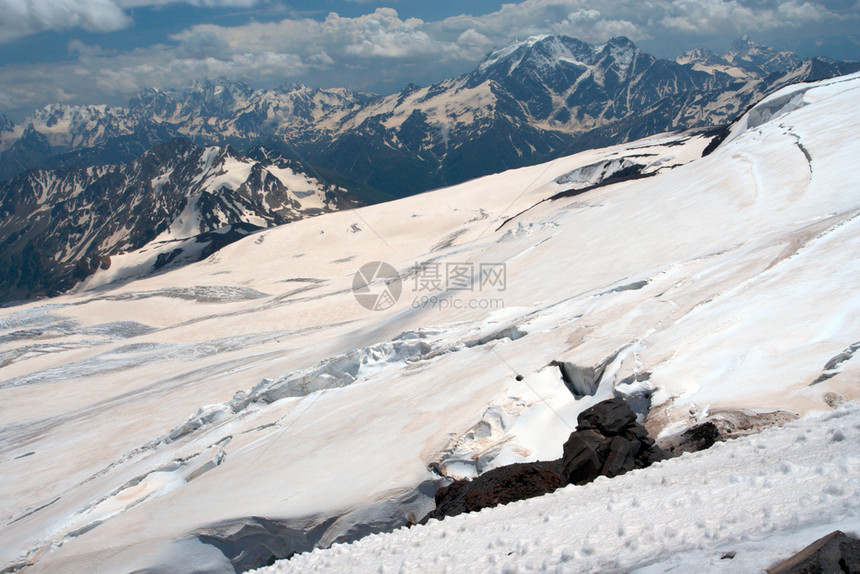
[178, 79, 256, 115]
[476, 34, 595, 76]
[604, 35, 637, 50]
[130, 87, 176, 111]
[597, 36, 643, 75]
[0, 113, 13, 133]
[676, 47, 729, 67]
[725, 35, 801, 73]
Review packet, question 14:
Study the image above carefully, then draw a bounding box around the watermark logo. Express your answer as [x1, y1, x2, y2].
[352, 261, 402, 311]
[412, 262, 507, 292]
[353, 260, 507, 311]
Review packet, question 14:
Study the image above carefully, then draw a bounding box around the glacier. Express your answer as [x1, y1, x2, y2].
[1, 72, 859, 573]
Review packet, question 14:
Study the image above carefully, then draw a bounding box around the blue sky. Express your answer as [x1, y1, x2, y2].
[1, 0, 858, 119]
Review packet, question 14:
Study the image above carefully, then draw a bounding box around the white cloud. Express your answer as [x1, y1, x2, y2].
[338, 11, 435, 58]
[307, 51, 335, 68]
[457, 29, 493, 47]
[0, 0, 265, 44]
[554, 8, 643, 42]
[0, 0, 858, 118]
[655, 0, 833, 34]
[115, 0, 260, 7]
[172, 8, 461, 64]
[431, 0, 850, 44]
[0, 0, 132, 42]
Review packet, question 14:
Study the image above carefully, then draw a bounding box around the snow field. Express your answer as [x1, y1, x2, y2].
[1, 73, 859, 573]
[255, 404, 860, 574]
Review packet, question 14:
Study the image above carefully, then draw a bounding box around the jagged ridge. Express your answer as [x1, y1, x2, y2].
[1, 36, 857, 197]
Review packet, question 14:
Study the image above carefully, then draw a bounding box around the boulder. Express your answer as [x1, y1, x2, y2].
[559, 429, 608, 485]
[767, 530, 860, 574]
[422, 460, 563, 522]
[602, 435, 637, 478]
[423, 398, 665, 523]
[576, 397, 638, 435]
[562, 398, 664, 485]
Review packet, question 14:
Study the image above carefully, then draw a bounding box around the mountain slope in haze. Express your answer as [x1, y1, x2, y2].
[0, 139, 358, 302]
[2, 71, 858, 574]
[2, 36, 857, 197]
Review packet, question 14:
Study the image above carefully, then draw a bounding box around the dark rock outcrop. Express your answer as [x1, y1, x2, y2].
[561, 397, 665, 485]
[663, 420, 722, 456]
[658, 409, 799, 456]
[424, 397, 665, 523]
[422, 460, 562, 522]
[767, 530, 860, 574]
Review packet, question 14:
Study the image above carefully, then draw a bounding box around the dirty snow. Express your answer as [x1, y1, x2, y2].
[255, 404, 860, 574]
[1, 73, 859, 573]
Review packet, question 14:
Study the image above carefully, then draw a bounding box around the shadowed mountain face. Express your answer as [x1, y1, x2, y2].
[0, 139, 358, 302]
[1, 36, 857, 198]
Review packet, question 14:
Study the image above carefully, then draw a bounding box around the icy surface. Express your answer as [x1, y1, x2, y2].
[1, 73, 859, 573]
[255, 404, 860, 573]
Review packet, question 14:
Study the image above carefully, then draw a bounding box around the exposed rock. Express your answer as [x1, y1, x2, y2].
[659, 408, 799, 455]
[180, 480, 440, 572]
[194, 516, 336, 572]
[577, 397, 638, 435]
[663, 420, 722, 456]
[767, 530, 860, 574]
[558, 429, 606, 485]
[561, 397, 664, 485]
[424, 398, 665, 523]
[422, 460, 563, 522]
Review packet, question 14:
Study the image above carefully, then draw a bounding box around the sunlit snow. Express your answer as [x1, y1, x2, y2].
[1, 73, 859, 573]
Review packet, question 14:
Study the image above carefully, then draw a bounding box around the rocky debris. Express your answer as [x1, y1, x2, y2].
[767, 530, 860, 574]
[659, 408, 799, 456]
[422, 460, 562, 523]
[424, 398, 665, 522]
[561, 397, 665, 485]
[662, 421, 723, 456]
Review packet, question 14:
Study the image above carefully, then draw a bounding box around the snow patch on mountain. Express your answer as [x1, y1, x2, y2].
[477, 35, 554, 74]
[0, 140, 358, 299]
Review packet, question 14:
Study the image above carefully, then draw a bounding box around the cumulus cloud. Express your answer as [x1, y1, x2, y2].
[0, 0, 132, 42]
[657, 0, 830, 34]
[555, 8, 643, 42]
[0, 0, 265, 44]
[115, 0, 260, 7]
[430, 0, 649, 46]
[337, 12, 434, 58]
[431, 0, 850, 47]
[457, 29, 493, 47]
[171, 9, 446, 61]
[0, 0, 858, 117]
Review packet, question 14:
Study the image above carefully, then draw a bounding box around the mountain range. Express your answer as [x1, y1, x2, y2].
[2, 35, 856, 193]
[0, 34, 858, 303]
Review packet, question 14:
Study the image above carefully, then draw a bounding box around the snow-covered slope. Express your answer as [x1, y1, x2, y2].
[256, 404, 860, 573]
[1, 72, 859, 573]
